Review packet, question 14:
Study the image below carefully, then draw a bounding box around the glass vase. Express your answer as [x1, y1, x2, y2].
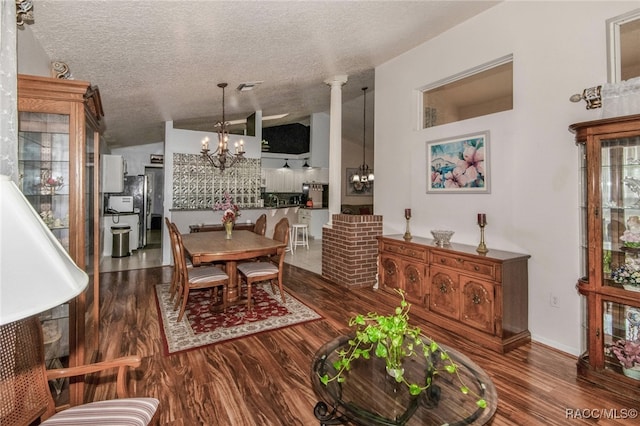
[224, 221, 233, 239]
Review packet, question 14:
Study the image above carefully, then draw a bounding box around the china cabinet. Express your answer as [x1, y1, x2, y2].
[378, 235, 530, 353]
[570, 114, 640, 398]
[17, 74, 103, 406]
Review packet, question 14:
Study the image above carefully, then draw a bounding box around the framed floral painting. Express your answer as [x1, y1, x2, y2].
[426, 131, 490, 193]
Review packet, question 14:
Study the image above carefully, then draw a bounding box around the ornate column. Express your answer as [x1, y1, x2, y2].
[324, 75, 348, 225]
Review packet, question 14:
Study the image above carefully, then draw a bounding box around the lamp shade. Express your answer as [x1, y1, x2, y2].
[0, 175, 88, 325]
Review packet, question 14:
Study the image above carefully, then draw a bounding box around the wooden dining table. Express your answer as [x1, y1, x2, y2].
[180, 230, 287, 304]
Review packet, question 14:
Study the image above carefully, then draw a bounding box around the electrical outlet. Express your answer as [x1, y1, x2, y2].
[550, 293, 560, 308]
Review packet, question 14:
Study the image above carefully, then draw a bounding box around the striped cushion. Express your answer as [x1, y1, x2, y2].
[189, 265, 228, 284]
[41, 397, 158, 426]
[237, 261, 278, 277]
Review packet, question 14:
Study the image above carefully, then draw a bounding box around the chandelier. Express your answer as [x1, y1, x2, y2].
[351, 87, 374, 190]
[201, 83, 245, 172]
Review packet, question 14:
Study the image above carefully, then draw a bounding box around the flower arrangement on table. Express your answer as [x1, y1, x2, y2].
[213, 192, 240, 224]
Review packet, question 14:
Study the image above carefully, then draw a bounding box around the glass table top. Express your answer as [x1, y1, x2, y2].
[310, 335, 497, 425]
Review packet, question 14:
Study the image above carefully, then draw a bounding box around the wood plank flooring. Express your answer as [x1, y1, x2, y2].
[90, 265, 639, 425]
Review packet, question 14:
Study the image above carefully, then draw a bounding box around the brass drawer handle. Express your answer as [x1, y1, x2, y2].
[440, 258, 446, 264]
[474, 265, 480, 271]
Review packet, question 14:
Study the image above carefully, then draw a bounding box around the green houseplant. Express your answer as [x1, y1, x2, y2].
[319, 290, 487, 408]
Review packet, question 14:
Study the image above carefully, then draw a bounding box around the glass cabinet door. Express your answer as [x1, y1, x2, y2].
[18, 111, 72, 391]
[603, 300, 640, 379]
[601, 134, 640, 291]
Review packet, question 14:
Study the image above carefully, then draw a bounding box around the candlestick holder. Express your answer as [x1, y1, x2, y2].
[476, 223, 488, 254]
[403, 218, 412, 241]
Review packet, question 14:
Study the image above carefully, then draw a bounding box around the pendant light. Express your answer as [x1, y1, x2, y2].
[352, 87, 374, 190]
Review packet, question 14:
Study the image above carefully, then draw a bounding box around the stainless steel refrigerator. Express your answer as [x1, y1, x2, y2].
[121, 175, 149, 248]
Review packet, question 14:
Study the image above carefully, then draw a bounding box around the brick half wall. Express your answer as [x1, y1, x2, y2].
[322, 214, 383, 288]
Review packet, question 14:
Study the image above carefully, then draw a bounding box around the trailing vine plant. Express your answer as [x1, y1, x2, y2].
[318, 289, 487, 408]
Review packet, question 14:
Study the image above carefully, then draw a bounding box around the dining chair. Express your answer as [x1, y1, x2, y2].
[0, 316, 158, 426]
[172, 223, 230, 321]
[237, 217, 289, 310]
[253, 213, 267, 236]
[165, 218, 187, 303]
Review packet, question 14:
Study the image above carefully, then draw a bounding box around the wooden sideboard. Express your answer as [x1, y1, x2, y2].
[378, 235, 530, 353]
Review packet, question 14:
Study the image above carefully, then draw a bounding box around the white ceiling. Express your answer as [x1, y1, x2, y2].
[25, 0, 500, 149]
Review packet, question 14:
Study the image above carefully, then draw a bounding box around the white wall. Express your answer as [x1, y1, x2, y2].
[111, 142, 164, 176]
[310, 112, 330, 168]
[374, 1, 636, 355]
[17, 26, 50, 75]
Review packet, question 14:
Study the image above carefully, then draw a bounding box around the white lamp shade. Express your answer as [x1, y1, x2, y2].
[0, 175, 88, 325]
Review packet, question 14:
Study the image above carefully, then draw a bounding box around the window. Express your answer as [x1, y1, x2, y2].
[607, 9, 640, 82]
[421, 55, 513, 129]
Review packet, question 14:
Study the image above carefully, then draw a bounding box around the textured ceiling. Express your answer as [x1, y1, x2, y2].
[26, 0, 499, 148]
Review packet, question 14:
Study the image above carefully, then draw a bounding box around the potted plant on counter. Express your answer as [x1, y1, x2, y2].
[318, 289, 487, 408]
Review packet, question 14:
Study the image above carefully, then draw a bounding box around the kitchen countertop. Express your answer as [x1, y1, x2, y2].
[104, 212, 138, 216]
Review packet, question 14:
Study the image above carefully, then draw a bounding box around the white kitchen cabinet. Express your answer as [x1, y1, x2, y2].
[298, 208, 329, 239]
[101, 154, 125, 193]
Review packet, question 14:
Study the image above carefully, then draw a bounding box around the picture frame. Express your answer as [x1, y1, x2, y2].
[426, 131, 490, 193]
[346, 168, 373, 196]
[150, 154, 164, 164]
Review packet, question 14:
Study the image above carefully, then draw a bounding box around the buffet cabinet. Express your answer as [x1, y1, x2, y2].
[378, 235, 530, 353]
[17, 74, 103, 406]
[570, 114, 640, 398]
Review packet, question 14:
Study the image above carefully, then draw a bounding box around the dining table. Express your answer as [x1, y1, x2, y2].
[180, 230, 287, 304]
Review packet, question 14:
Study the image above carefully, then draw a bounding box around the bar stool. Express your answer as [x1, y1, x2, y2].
[290, 223, 309, 252]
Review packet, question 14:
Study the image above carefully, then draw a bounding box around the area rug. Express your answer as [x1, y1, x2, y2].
[155, 283, 322, 355]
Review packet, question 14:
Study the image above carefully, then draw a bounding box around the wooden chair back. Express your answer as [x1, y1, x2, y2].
[0, 317, 52, 425]
[170, 223, 189, 287]
[271, 217, 290, 267]
[253, 214, 267, 236]
[165, 218, 179, 295]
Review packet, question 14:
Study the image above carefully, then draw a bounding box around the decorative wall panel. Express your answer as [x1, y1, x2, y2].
[172, 154, 262, 209]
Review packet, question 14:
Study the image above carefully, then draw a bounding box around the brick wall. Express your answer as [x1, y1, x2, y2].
[322, 214, 383, 288]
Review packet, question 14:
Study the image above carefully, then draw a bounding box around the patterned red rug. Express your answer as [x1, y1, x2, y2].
[155, 283, 321, 355]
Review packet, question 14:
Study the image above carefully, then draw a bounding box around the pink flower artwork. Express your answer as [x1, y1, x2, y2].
[427, 132, 489, 193]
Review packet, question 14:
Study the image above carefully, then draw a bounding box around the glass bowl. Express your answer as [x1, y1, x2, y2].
[431, 230, 454, 246]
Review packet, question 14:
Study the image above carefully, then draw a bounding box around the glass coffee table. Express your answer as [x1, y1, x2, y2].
[310, 335, 497, 425]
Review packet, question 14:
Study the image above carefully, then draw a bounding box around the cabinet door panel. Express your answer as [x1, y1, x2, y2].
[380, 256, 401, 292]
[403, 262, 426, 306]
[461, 278, 495, 334]
[429, 267, 459, 319]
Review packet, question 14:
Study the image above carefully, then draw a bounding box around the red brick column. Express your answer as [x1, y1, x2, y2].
[322, 214, 383, 288]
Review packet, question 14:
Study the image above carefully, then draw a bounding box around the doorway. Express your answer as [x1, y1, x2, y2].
[145, 166, 164, 249]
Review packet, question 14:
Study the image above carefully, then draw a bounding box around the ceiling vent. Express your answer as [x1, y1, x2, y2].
[237, 81, 263, 92]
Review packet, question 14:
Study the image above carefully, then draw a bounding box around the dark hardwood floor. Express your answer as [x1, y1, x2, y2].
[90, 265, 638, 425]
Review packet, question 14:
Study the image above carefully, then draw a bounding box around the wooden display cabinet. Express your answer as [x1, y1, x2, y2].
[570, 114, 640, 398]
[17, 74, 103, 406]
[378, 235, 530, 353]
